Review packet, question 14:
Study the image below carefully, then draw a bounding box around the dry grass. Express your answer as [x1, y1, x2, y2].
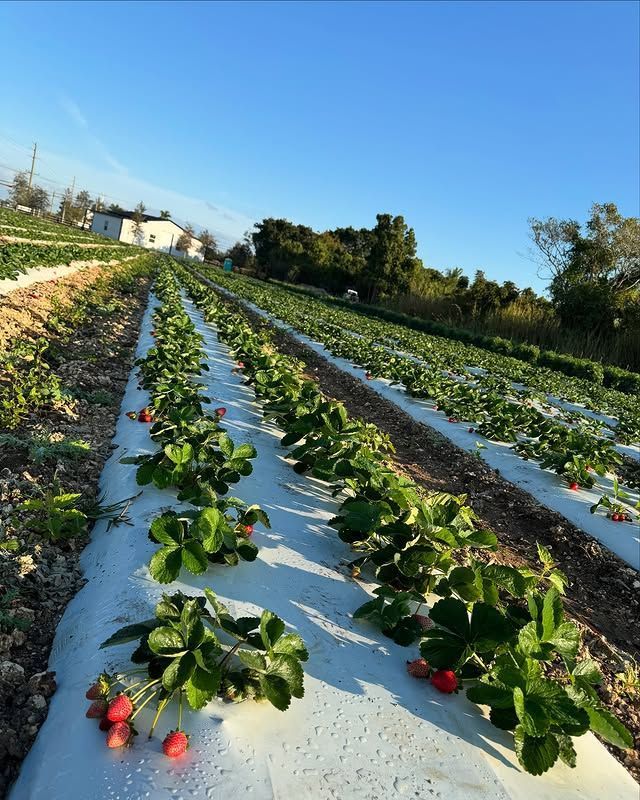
[384, 293, 640, 371]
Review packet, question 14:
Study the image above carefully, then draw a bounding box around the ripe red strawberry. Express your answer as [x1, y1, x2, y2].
[86, 698, 108, 718]
[569, 482, 579, 491]
[365, 372, 373, 380]
[468, 427, 475, 433]
[431, 669, 458, 693]
[162, 729, 189, 758]
[138, 408, 153, 423]
[99, 717, 113, 732]
[106, 721, 133, 748]
[106, 693, 133, 722]
[612, 513, 620, 522]
[215, 407, 227, 417]
[243, 524, 254, 536]
[406, 658, 431, 679]
[86, 674, 111, 700]
[150, 330, 156, 337]
[412, 613, 432, 631]
[237, 361, 245, 368]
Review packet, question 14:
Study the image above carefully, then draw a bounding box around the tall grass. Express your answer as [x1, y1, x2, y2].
[383, 293, 640, 371]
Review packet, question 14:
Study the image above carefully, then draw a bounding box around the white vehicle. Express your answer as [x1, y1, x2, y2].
[344, 288, 359, 303]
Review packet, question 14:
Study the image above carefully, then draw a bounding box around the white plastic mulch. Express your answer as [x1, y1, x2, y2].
[230, 295, 639, 572]
[10, 294, 638, 800]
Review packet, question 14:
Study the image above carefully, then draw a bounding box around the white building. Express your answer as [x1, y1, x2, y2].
[91, 210, 204, 261]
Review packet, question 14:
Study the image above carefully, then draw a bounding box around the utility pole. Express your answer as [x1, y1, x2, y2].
[28, 142, 38, 189]
[49, 190, 56, 215]
[60, 176, 75, 225]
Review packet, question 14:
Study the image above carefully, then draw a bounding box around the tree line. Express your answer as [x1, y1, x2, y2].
[233, 203, 639, 340]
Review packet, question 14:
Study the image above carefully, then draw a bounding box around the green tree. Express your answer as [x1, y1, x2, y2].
[176, 223, 195, 256]
[361, 214, 421, 302]
[198, 228, 217, 260]
[8, 171, 49, 213]
[226, 236, 255, 269]
[530, 203, 640, 333]
[131, 202, 146, 245]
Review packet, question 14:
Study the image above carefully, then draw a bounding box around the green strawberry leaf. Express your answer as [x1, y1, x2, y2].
[185, 665, 221, 710]
[148, 625, 186, 656]
[514, 726, 560, 775]
[181, 540, 209, 575]
[149, 513, 183, 545]
[259, 610, 286, 650]
[162, 652, 196, 691]
[149, 546, 182, 584]
[273, 633, 309, 661]
[258, 673, 291, 711]
[237, 649, 267, 671]
[100, 619, 159, 649]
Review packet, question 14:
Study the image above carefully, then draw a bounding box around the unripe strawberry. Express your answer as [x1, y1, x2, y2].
[407, 658, 431, 679]
[162, 729, 189, 758]
[106, 693, 133, 722]
[106, 721, 133, 748]
[431, 669, 458, 693]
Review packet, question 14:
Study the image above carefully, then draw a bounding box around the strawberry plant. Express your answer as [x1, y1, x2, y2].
[590, 477, 637, 522]
[354, 587, 428, 645]
[148, 502, 268, 582]
[177, 266, 634, 779]
[96, 589, 308, 748]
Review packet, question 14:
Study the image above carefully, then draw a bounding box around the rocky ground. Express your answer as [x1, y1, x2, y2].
[229, 296, 640, 783]
[0, 270, 151, 797]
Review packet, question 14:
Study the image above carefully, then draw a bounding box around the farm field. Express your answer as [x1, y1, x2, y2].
[0, 211, 157, 794]
[198, 269, 640, 566]
[2, 252, 638, 798]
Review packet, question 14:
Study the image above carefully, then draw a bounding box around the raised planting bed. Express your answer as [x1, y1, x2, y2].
[0, 255, 157, 794]
[7, 266, 637, 800]
[200, 270, 639, 571]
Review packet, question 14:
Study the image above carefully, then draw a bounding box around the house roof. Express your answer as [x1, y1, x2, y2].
[96, 209, 202, 241]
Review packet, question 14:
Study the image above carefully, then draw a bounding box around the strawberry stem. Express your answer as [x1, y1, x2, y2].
[131, 689, 160, 720]
[219, 642, 241, 672]
[131, 678, 161, 704]
[149, 696, 170, 739]
[178, 690, 183, 730]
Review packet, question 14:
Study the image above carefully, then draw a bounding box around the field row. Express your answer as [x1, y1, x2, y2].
[0, 207, 125, 245]
[10, 262, 636, 798]
[0, 254, 158, 795]
[198, 270, 640, 567]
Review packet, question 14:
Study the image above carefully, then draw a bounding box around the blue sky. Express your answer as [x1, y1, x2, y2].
[0, 0, 637, 292]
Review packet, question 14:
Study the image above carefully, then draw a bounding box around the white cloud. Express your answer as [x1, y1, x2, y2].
[58, 94, 88, 129]
[58, 93, 129, 177]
